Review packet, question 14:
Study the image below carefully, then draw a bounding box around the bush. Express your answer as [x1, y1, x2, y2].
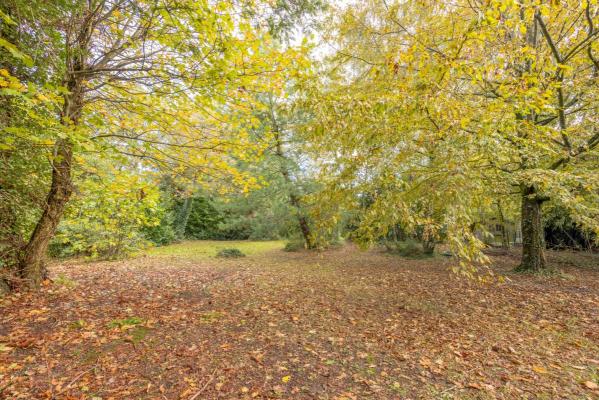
[216, 248, 245, 258]
[284, 239, 305, 252]
[384, 239, 431, 258]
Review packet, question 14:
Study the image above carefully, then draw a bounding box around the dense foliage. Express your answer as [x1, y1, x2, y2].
[303, 0, 599, 277]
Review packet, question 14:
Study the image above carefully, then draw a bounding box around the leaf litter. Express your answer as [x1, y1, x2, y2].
[0, 244, 598, 399]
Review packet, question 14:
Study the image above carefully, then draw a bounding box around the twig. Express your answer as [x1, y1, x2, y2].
[189, 368, 218, 400]
[56, 366, 95, 395]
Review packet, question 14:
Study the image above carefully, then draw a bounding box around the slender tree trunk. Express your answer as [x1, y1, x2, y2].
[289, 193, 314, 249]
[496, 201, 510, 249]
[517, 187, 547, 272]
[176, 197, 194, 240]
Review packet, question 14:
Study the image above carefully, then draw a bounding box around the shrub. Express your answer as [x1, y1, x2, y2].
[384, 239, 432, 258]
[216, 248, 245, 258]
[143, 206, 177, 246]
[284, 239, 305, 252]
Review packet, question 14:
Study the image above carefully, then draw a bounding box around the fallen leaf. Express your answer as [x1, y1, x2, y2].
[532, 365, 548, 374]
[0, 344, 13, 352]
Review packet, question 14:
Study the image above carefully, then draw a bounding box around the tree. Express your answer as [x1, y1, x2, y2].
[305, 0, 599, 273]
[453, 0, 599, 271]
[262, 92, 318, 248]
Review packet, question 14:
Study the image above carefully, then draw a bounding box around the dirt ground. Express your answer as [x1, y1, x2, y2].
[1, 243, 598, 399]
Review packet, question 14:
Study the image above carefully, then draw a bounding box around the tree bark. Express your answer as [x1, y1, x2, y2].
[517, 187, 547, 272]
[290, 193, 314, 249]
[19, 139, 73, 287]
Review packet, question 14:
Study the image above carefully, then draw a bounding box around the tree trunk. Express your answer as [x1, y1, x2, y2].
[19, 139, 73, 287]
[517, 187, 547, 272]
[291, 193, 314, 249]
[496, 201, 510, 249]
[176, 196, 194, 240]
[422, 239, 435, 255]
[19, 73, 83, 288]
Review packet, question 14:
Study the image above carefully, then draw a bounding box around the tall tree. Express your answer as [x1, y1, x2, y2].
[264, 93, 316, 248]
[306, 0, 599, 274]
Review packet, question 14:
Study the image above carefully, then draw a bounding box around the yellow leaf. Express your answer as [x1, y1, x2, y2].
[0, 343, 13, 352]
[281, 375, 291, 383]
[532, 365, 547, 374]
[583, 381, 598, 390]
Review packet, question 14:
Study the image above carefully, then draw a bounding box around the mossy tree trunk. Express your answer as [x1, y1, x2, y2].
[290, 193, 315, 249]
[19, 140, 73, 287]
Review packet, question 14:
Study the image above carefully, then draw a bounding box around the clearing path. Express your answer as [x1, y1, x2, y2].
[1, 242, 598, 399]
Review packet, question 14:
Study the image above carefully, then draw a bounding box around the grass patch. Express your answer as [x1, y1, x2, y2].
[128, 326, 150, 344]
[146, 240, 284, 259]
[512, 264, 561, 276]
[198, 311, 224, 323]
[384, 239, 434, 259]
[108, 317, 143, 329]
[69, 319, 87, 330]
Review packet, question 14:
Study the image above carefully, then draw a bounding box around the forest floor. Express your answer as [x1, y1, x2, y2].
[1, 242, 598, 400]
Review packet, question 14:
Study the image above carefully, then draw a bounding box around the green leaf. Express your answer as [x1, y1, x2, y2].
[0, 38, 33, 67]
